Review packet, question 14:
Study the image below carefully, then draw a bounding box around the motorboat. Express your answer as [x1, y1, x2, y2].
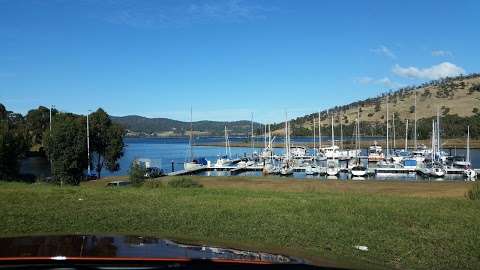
[214, 155, 232, 167]
[368, 142, 384, 162]
[326, 159, 340, 176]
[429, 164, 446, 178]
[351, 165, 367, 177]
[184, 158, 207, 171]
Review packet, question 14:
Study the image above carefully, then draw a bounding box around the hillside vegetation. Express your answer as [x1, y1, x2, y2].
[273, 74, 480, 139]
[111, 115, 259, 137]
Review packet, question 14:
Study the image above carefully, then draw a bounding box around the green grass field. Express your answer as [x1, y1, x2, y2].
[0, 177, 479, 269]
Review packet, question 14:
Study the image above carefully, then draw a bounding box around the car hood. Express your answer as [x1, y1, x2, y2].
[0, 234, 303, 263]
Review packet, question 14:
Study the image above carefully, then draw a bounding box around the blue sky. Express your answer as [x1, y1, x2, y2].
[1, 0, 478, 123]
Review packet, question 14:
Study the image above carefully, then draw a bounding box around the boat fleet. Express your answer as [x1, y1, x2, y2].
[182, 96, 477, 181]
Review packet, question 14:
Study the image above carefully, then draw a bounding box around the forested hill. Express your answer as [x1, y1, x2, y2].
[111, 115, 259, 137]
[271, 73, 480, 139]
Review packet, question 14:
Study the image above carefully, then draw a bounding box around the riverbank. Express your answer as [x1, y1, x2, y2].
[196, 138, 480, 149]
[1, 177, 479, 269]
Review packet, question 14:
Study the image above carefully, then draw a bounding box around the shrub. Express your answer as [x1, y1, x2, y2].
[466, 182, 480, 200]
[129, 162, 146, 187]
[473, 108, 479, 114]
[143, 179, 163, 188]
[168, 177, 203, 188]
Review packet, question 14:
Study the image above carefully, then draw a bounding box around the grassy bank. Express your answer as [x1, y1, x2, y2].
[0, 177, 479, 269]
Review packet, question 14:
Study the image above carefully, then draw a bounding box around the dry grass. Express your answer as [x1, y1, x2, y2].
[84, 176, 473, 198]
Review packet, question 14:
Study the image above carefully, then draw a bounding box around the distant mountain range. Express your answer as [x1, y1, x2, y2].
[111, 115, 260, 137]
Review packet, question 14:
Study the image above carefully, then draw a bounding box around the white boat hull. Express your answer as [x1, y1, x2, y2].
[351, 170, 367, 177]
[184, 162, 204, 171]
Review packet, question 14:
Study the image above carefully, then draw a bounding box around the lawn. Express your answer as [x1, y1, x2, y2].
[0, 177, 479, 269]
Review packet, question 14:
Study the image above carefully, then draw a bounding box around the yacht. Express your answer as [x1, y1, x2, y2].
[326, 159, 340, 176]
[351, 165, 367, 177]
[429, 163, 446, 178]
[184, 108, 207, 171]
[368, 142, 384, 162]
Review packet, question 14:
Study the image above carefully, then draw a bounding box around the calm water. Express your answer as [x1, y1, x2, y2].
[20, 136, 480, 179]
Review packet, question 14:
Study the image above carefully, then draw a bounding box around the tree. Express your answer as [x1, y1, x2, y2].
[89, 108, 125, 178]
[26, 106, 57, 146]
[43, 113, 87, 185]
[0, 104, 30, 180]
[129, 161, 146, 187]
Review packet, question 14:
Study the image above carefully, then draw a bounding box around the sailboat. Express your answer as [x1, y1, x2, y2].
[280, 112, 294, 176]
[464, 126, 477, 180]
[262, 124, 279, 175]
[184, 108, 207, 171]
[215, 125, 232, 167]
[429, 120, 446, 178]
[351, 111, 367, 177]
[326, 115, 340, 176]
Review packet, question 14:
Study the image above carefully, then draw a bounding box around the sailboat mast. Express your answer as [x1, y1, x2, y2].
[437, 106, 440, 154]
[264, 124, 267, 149]
[357, 109, 360, 152]
[331, 115, 334, 148]
[285, 111, 288, 159]
[268, 124, 271, 148]
[386, 95, 389, 158]
[414, 92, 417, 150]
[467, 126, 470, 164]
[189, 107, 193, 161]
[318, 111, 321, 149]
[392, 113, 396, 150]
[432, 120, 435, 164]
[340, 118, 343, 150]
[313, 116, 316, 155]
[251, 112, 254, 154]
[225, 125, 228, 156]
[405, 119, 408, 151]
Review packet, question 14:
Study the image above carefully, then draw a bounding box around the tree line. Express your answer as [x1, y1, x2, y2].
[0, 103, 125, 185]
[289, 112, 479, 140]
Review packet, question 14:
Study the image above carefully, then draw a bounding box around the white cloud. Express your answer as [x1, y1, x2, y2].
[371, 45, 396, 59]
[355, 76, 403, 89]
[392, 62, 465, 80]
[431, 50, 453, 57]
[355, 76, 374, 84]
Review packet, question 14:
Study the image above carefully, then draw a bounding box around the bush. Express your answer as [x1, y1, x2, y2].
[143, 179, 163, 188]
[466, 182, 480, 200]
[129, 162, 146, 187]
[168, 177, 203, 188]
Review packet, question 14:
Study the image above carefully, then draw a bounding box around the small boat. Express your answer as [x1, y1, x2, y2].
[184, 158, 207, 171]
[326, 159, 339, 176]
[429, 164, 446, 178]
[305, 165, 319, 175]
[463, 126, 476, 181]
[280, 164, 294, 176]
[214, 155, 232, 167]
[262, 162, 278, 175]
[465, 168, 477, 180]
[368, 142, 384, 162]
[351, 165, 367, 177]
